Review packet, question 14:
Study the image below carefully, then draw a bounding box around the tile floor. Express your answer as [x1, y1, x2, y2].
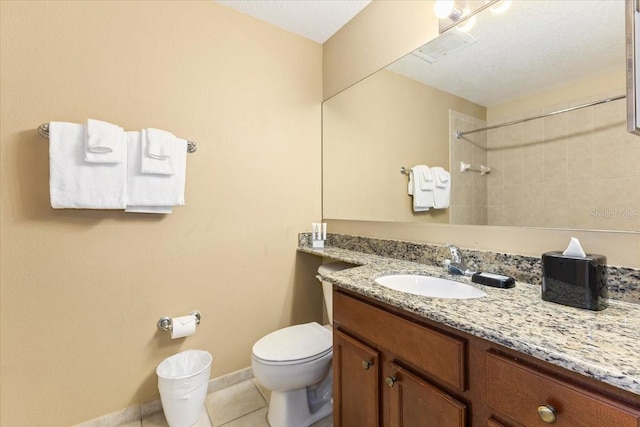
[118, 378, 333, 427]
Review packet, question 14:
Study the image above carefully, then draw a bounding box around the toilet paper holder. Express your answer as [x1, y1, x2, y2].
[157, 311, 201, 332]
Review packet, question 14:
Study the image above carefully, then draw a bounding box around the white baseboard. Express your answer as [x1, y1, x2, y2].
[73, 367, 253, 427]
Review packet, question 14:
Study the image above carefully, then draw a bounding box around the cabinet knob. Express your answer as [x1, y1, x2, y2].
[537, 404, 558, 423]
[385, 376, 397, 387]
[361, 360, 373, 370]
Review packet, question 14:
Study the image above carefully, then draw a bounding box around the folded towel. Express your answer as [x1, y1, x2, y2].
[141, 128, 179, 175]
[85, 119, 127, 164]
[419, 167, 435, 191]
[431, 166, 451, 209]
[49, 122, 127, 209]
[410, 165, 434, 211]
[125, 206, 173, 214]
[432, 166, 449, 188]
[126, 131, 186, 212]
[408, 170, 414, 195]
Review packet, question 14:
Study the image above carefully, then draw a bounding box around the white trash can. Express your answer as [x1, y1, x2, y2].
[157, 349, 212, 427]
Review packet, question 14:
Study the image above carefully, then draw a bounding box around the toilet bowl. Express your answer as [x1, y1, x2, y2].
[251, 262, 353, 427]
[252, 322, 333, 427]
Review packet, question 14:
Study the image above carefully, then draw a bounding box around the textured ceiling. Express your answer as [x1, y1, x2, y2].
[214, 1, 625, 107]
[387, 1, 626, 107]
[215, 0, 372, 43]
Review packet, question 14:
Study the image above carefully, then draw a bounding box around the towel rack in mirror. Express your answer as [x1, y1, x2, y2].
[37, 123, 197, 153]
[460, 161, 491, 175]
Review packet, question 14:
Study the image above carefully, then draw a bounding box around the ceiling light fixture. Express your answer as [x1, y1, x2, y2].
[434, 0, 500, 34]
[455, 9, 476, 32]
[490, 0, 511, 14]
[434, 1, 463, 21]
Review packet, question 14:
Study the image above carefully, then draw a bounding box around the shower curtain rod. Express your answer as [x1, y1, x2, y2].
[455, 94, 626, 139]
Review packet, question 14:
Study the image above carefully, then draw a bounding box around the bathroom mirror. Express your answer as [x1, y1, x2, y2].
[627, 0, 640, 135]
[323, 0, 640, 232]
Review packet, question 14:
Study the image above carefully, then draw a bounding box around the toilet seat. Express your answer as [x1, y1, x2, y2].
[252, 322, 332, 366]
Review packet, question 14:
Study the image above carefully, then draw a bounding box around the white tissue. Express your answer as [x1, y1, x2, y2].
[170, 314, 197, 339]
[562, 237, 586, 258]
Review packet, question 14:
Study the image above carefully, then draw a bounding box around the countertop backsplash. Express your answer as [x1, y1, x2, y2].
[298, 233, 640, 305]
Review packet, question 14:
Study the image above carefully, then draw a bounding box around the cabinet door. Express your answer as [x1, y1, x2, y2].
[385, 362, 467, 427]
[486, 418, 509, 427]
[333, 329, 380, 427]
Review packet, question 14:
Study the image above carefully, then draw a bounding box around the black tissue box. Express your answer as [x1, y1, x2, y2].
[541, 252, 607, 311]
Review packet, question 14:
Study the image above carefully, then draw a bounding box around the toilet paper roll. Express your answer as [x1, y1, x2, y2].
[170, 314, 197, 339]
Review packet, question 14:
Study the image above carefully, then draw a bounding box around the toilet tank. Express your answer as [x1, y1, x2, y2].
[317, 262, 354, 325]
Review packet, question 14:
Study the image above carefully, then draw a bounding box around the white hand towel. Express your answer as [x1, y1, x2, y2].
[49, 122, 127, 209]
[141, 128, 178, 175]
[411, 165, 435, 211]
[431, 166, 451, 209]
[125, 131, 186, 212]
[409, 166, 435, 195]
[419, 167, 435, 191]
[85, 119, 127, 164]
[125, 206, 173, 214]
[432, 166, 449, 188]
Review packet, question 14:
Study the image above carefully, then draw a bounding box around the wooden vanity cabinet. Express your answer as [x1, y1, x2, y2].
[384, 361, 467, 427]
[332, 288, 640, 427]
[486, 352, 640, 427]
[333, 329, 380, 426]
[333, 290, 468, 426]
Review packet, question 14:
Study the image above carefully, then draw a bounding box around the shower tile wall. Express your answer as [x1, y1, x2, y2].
[485, 94, 640, 231]
[450, 110, 488, 225]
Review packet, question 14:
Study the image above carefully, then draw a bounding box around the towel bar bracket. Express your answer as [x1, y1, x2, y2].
[38, 123, 197, 153]
[38, 123, 50, 138]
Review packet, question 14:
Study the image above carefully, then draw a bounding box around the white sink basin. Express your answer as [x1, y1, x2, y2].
[374, 274, 487, 299]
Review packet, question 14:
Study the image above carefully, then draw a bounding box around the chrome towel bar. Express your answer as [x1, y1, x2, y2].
[38, 123, 197, 153]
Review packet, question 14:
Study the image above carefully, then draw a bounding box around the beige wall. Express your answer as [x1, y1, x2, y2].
[323, 69, 485, 222]
[0, 2, 322, 426]
[487, 68, 626, 121]
[322, 2, 640, 268]
[323, 0, 439, 100]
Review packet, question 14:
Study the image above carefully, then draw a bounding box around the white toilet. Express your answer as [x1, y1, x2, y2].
[251, 262, 352, 427]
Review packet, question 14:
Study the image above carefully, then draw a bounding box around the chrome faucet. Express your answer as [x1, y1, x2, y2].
[443, 244, 473, 276]
[447, 244, 464, 264]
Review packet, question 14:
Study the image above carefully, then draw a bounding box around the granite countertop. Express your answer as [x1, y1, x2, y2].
[298, 246, 640, 397]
